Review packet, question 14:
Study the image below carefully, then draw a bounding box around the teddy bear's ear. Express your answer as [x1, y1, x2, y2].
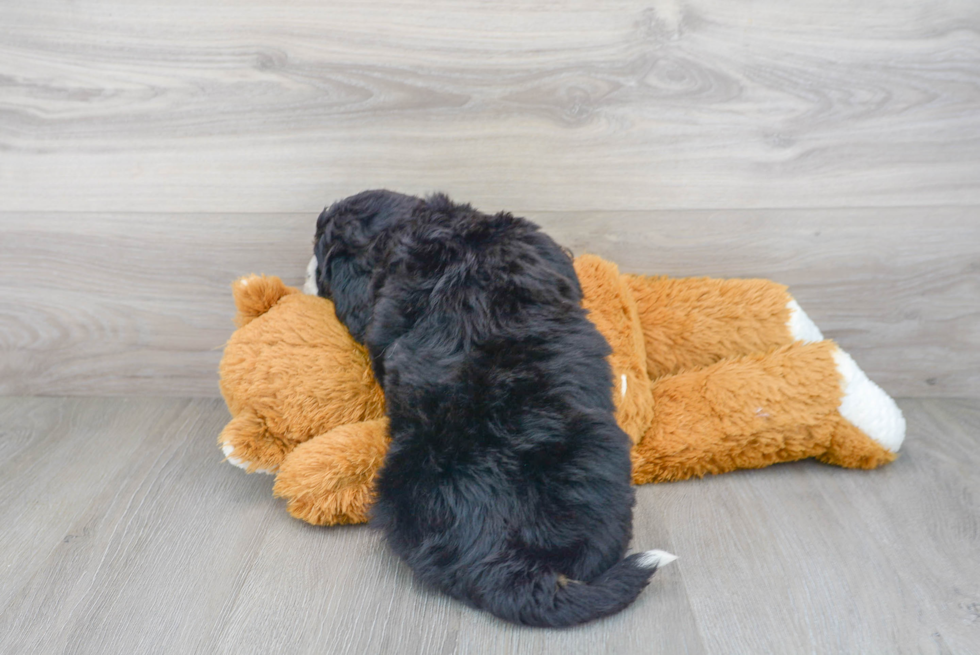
[231, 275, 298, 327]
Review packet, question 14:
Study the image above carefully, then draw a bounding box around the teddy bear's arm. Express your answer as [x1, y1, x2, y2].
[623, 274, 822, 380]
[630, 340, 904, 484]
[218, 408, 295, 474]
[273, 418, 390, 526]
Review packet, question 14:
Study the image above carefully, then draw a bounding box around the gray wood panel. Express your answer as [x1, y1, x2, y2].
[541, 208, 980, 399]
[0, 1, 978, 214]
[1, 396, 977, 654]
[2, 209, 977, 397]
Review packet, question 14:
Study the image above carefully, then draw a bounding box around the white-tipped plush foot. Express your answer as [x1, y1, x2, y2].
[832, 348, 906, 452]
[303, 255, 318, 295]
[221, 443, 276, 474]
[637, 549, 678, 569]
[787, 299, 824, 344]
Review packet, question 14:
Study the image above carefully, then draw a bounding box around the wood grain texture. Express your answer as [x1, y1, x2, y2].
[1, 396, 977, 654]
[0, 214, 314, 397]
[538, 208, 980, 399]
[2, 1, 978, 397]
[664, 397, 980, 654]
[0, 398, 194, 614]
[2, 208, 977, 397]
[0, 0, 978, 213]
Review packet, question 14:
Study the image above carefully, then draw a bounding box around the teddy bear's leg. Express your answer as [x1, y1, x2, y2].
[273, 418, 390, 526]
[624, 274, 823, 380]
[630, 341, 904, 484]
[218, 408, 297, 474]
[818, 347, 906, 466]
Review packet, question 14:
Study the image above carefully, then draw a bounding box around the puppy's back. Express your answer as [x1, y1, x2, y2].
[354, 194, 667, 627]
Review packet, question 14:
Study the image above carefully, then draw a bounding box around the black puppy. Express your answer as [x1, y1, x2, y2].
[311, 190, 674, 627]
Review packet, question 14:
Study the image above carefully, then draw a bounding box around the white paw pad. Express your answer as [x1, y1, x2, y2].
[221, 443, 276, 474]
[786, 299, 824, 344]
[832, 348, 906, 453]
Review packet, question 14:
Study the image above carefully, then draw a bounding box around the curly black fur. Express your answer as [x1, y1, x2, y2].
[313, 190, 662, 627]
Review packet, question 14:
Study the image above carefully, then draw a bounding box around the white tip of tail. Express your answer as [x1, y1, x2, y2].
[787, 299, 824, 344]
[637, 549, 678, 569]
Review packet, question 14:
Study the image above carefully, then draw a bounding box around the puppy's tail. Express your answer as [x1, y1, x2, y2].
[479, 550, 677, 628]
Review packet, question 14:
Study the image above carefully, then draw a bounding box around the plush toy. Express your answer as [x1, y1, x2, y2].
[218, 255, 905, 526]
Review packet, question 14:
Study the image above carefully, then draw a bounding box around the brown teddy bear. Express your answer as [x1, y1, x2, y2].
[218, 255, 905, 526]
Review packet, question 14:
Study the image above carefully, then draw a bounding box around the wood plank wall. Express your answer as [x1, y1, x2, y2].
[1, 1, 978, 397]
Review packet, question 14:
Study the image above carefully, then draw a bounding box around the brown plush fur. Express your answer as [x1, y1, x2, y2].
[631, 341, 895, 484]
[218, 256, 896, 526]
[219, 276, 385, 473]
[575, 256, 654, 445]
[274, 419, 390, 525]
[625, 273, 796, 380]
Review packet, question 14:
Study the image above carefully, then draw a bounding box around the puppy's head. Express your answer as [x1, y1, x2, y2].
[312, 189, 418, 340]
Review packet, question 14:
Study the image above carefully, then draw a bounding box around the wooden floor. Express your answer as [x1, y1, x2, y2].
[0, 396, 977, 654]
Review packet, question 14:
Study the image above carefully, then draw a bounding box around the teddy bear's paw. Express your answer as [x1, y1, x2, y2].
[787, 299, 824, 344]
[833, 347, 906, 453]
[273, 419, 390, 526]
[217, 411, 295, 474]
[221, 443, 276, 475]
[273, 442, 375, 526]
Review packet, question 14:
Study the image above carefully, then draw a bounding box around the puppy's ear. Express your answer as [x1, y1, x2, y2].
[324, 254, 374, 342]
[312, 216, 334, 297]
